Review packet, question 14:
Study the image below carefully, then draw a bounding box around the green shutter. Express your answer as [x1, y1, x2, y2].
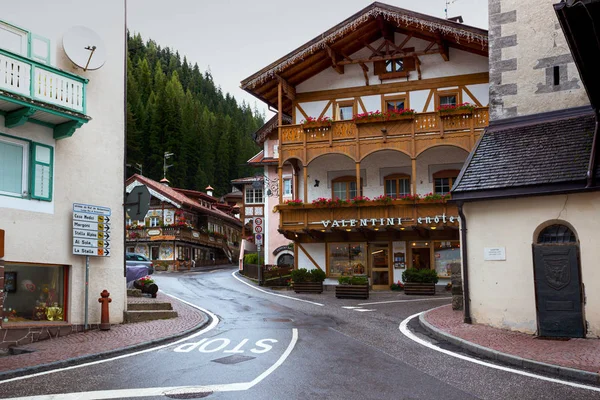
[0, 139, 24, 196]
[30, 142, 53, 201]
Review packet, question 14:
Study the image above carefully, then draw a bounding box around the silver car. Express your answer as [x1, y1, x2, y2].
[125, 253, 154, 275]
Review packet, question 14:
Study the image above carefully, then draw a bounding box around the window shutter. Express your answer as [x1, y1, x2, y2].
[273, 144, 279, 158]
[403, 56, 416, 71]
[373, 60, 386, 75]
[30, 142, 53, 201]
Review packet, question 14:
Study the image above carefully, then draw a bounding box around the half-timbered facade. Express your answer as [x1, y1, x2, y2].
[242, 2, 489, 289]
[125, 175, 242, 269]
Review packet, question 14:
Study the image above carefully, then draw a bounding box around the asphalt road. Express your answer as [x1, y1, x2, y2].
[0, 265, 599, 399]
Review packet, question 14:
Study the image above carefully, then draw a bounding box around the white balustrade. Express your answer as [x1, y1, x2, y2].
[0, 53, 31, 96]
[33, 67, 84, 112]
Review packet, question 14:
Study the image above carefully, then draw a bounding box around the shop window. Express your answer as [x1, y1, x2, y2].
[433, 170, 460, 195]
[332, 176, 362, 200]
[336, 100, 355, 121]
[328, 243, 367, 276]
[384, 174, 411, 198]
[245, 186, 264, 204]
[2, 264, 67, 323]
[434, 241, 460, 278]
[0, 135, 53, 201]
[283, 178, 292, 196]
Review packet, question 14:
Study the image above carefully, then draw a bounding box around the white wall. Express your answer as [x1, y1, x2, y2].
[297, 243, 326, 271]
[0, 0, 126, 324]
[465, 192, 600, 337]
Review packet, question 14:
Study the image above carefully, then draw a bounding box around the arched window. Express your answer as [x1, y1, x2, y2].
[277, 253, 294, 267]
[537, 224, 577, 244]
[331, 176, 362, 200]
[433, 169, 460, 195]
[384, 173, 410, 198]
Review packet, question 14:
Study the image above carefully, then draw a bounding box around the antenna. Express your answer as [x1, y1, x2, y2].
[445, 0, 458, 19]
[63, 26, 106, 71]
[163, 152, 174, 180]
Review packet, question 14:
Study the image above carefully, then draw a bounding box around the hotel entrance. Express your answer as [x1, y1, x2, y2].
[370, 243, 390, 290]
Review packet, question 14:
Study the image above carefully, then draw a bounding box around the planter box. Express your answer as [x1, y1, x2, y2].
[335, 284, 369, 299]
[404, 282, 435, 295]
[293, 282, 323, 294]
[439, 109, 473, 117]
[302, 122, 331, 131]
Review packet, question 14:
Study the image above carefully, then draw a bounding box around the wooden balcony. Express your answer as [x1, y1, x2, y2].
[125, 227, 237, 250]
[0, 48, 89, 139]
[279, 107, 488, 164]
[277, 200, 459, 234]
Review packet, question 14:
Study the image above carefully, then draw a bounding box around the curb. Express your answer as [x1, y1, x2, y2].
[0, 296, 212, 381]
[418, 311, 600, 385]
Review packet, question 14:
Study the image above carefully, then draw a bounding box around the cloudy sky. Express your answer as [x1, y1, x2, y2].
[127, 0, 488, 115]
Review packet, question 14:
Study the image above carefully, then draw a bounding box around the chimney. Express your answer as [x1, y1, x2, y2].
[205, 185, 214, 197]
[447, 15, 464, 23]
[160, 178, 170, 186]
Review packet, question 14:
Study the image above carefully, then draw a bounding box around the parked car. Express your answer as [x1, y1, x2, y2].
[126, 253, 154, 275]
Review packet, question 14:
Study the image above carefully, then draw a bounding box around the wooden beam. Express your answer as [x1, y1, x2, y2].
[295, 103, 310, 121]
[275, 74, 296, 101]
[297, 243, 323, 270]
[324, 44, 344, 74]
[318, 100, 332, 119]
[338, 49, 440, 65]
[54, 120, 83, 140]
[359, 62, 369, 86]
[5, 106, 35, 128]
[437, 37, 450, 62]
[460, 85, 483, 107]
[397, 33, 414, 50]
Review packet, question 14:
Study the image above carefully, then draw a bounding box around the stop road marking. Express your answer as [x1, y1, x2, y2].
[173, 338, 278, 354]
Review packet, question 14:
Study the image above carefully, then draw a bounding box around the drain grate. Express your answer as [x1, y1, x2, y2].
[212, 354, 255, 365]
[165, 392, 213, 399]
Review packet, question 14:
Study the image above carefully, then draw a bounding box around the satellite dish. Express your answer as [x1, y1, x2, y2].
[63, 26, 106, 71]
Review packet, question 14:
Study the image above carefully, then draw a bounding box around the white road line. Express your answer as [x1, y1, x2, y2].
[9, 329, 299, 400]
[0, 293, 219, 385]
[354, 309, 375, 312]
[342, 306, 362, 309]
[359, 298, 451, 306]
[399, 311, 600, 393]
[232, 271, 324, 306]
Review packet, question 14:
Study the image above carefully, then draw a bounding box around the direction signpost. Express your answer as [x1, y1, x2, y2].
[72, 203, 111, 330]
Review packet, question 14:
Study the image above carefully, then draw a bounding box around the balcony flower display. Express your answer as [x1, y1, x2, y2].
[353, 109, 415, 124]
[301, 116, 332, 130]
[351, 196, 370, 205]
[422, 192, 451, 202]
[398, 194, 421, 201]
[285, 199, 304, 206]
[373, 194, 393, 204]
[312, 197, 330, 207]
[311, 197, 349, 207]
[437, 102, 475, 116]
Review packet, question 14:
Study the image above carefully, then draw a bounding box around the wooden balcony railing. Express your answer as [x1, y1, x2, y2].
[0, 48, 87, 113]
[277, 200, 459, 232]
[280, 107, 488, 154]
[125, 227, 237, 249]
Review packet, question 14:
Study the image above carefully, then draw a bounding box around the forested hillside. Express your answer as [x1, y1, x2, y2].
[126, 32, 264, 196]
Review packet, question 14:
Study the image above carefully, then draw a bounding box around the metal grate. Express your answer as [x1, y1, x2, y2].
[537, 224, 577, 244]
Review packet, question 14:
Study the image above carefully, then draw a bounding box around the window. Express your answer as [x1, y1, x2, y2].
[336, 100, 355, 121]
[0, 134, 53, 201]
[538, 225, 577, 244]
[373, 53, 416, 80]
[3, 263, 67, 323]
[148, 216, 160, 227]
[332, 176, 362, 200]
[328, 243, 367, 276]
[436, 91, 460, 110]
[433, 170, 460, 195]
[245, 187, 264, 204]
[0, 21, 28, 56]
[385, 97, 406, 112]
[385, 59, 404, 73]
[273, 144, 279, 158]
[277, 254, 294, 268]
[283, 178, 292, 196]
[434, 241, 461, 277]
[384, 174, 411, 198]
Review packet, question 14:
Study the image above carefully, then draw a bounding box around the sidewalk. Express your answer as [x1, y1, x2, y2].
[420, 304, 600, 384]
[0, 292, 209, 380]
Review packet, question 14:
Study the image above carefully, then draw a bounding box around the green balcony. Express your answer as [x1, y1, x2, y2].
[0, 48, 90, 139]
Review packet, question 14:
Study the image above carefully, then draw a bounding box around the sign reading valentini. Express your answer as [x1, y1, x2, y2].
[320, 214, 459, 228]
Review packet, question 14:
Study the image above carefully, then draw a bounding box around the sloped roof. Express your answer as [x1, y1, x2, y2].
[125, 174, 241, 226]
[241, 2, 488, 113]
[253, 113, 292, 145]
[247, 150, 279, 166]
[452, 107, 596, 200]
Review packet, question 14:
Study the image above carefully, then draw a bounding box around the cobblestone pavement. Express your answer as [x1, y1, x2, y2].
[0, 292, 208, 375]
[424, 304, 600, 373]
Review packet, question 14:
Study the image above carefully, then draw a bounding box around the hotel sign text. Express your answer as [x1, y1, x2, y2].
[321, 213, 459, 228]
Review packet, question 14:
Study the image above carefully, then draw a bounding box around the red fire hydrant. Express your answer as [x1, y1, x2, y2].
[98, 290, 112, 331]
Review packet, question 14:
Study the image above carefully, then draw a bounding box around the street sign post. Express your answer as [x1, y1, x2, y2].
[72, 203, 111, 331]
[125, 185, 150, 221]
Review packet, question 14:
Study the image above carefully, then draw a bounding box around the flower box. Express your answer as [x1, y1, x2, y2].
[302, 121, 332, 130]
[404, 282, 436, 295]
[293, 282, 323, 294]
[354, 117, 385, 125]
[387, 113, 415, 121]
[335, 284, 369, 299]
[439, 108, 473, 117]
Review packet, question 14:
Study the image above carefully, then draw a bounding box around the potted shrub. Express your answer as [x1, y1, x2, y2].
[291, 268, 326, 293]
[402, 268, 438, 295]
[335, 275, 369, 299]
[133, 275, 159, 298]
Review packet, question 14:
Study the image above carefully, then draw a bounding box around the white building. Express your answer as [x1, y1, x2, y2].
[0, 0, 125, 347]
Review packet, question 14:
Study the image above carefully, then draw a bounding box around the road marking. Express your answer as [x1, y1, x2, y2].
[342, 306, 361, 309]
[0, 292, 219, 385]
[354, 309, 375, 312]
[8, 329, 299, 400]
[359, 298, 451, 306]
[399, 311, 600, 393]
[173, 338, 278, 354]
[232, 271, 324, 307]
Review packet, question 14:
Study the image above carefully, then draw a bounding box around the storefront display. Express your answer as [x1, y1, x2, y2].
[392, 242, 406, 269]
[434, 241, 460, 278]
[2, 264, 66, 323]
[328, 243, 367, 276]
